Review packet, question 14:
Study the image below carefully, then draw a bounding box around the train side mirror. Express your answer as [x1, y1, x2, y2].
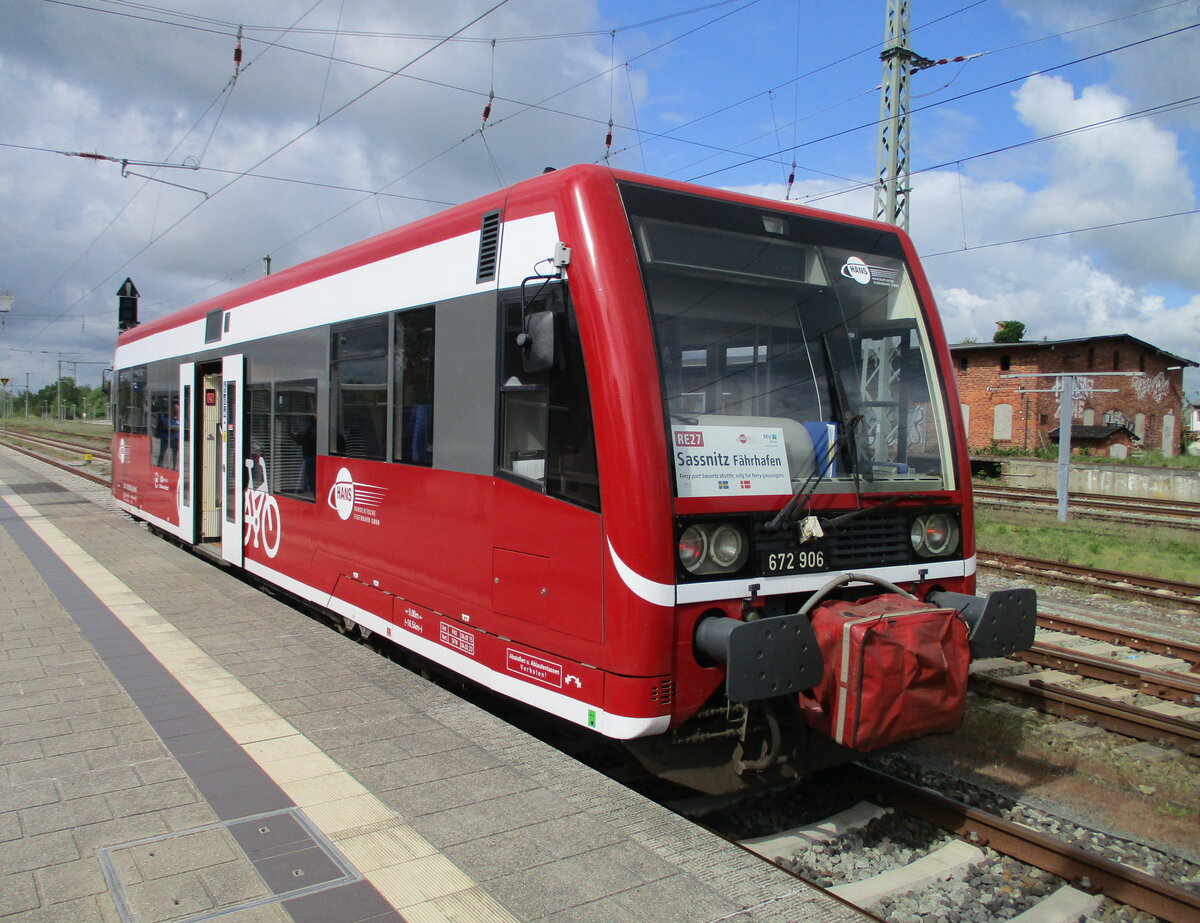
[517, 310, 557, 373]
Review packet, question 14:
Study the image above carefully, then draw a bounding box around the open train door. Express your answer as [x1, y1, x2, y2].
[220, 354, 245, 566]
[176, 361, 196, 544]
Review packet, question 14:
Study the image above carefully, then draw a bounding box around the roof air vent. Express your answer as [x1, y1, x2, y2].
[476, 210, 501, 284]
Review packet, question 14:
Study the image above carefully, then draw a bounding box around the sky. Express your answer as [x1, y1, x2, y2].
[1, 0, 1198, 401]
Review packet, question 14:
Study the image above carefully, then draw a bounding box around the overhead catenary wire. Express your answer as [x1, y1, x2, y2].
[10, 0, 515, 348]
[8, 0, 1196, 341]
[684, 20, 1200, 183]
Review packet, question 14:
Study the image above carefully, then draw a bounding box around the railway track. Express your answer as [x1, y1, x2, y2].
[0, 435, 111, 487]
[980, 550, 1200, 611]
[975, 484, 1200, 528]
[971, 609, 1200, 754]
[688, 761, 1200, 922]
[842, 765, 1200, 922]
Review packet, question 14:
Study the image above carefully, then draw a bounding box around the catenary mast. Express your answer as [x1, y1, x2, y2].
[873, 0, 925, 231]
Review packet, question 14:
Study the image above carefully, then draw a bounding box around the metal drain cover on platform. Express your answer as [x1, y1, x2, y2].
[99, 808, 359, 922]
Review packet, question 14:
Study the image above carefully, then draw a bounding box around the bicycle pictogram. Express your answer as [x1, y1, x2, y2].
[244, 456, 281, 558]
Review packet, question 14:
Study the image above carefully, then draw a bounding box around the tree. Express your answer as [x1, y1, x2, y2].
[993, 320, 1025, 343]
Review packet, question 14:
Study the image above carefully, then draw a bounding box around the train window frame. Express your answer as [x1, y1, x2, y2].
[149, 388, 181, 470]
[248, 385, 272, 491]
[330, 318, 389, 461]
[116, 366, 148, 436]
[495, 284, 600, 511]
[247, 379, 318, 502]
[392, 306, 435, 467]
[274, 379, 318, 500]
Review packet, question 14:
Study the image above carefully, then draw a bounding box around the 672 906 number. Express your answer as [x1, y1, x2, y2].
[763, 550, 826, 575]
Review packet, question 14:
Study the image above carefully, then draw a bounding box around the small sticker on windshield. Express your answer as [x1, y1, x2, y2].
[840, 256, 900, 287]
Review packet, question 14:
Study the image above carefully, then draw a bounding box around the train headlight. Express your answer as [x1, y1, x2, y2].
[678, 523, 749, 575]
[678, 526, 708, 573]
[910, 512, 960, 558]
[709, 525, 747, 569]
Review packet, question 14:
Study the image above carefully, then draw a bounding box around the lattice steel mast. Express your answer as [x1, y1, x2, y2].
[873, 0, 930, 231]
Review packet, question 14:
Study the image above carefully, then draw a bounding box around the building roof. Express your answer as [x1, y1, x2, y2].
[949, 333, 1197, 368]
[1047, 424, 1138, 442]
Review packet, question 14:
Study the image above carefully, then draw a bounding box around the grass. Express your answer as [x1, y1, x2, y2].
[975, 506, 1200, 584]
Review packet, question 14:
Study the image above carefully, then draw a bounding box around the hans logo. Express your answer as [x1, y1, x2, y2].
[326, 467, 387, 524]
[840, 256, 873, 285]
[328, 468, 356, 521]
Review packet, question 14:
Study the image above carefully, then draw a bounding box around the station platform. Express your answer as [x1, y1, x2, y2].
[0, 446, 864, 923]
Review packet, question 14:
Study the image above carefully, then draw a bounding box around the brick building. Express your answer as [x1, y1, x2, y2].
[949, 334, 1196, 457]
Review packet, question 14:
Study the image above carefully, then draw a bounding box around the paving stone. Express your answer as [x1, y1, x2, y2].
[0, 828, 81, 875]
[20, 893, 122, 923]
[0, 871, 40, 915]
[34, 855, 111, 903]
[411, 787, 579, 849]
[445, 812, 627, 881]
[22, 793, 115, 836]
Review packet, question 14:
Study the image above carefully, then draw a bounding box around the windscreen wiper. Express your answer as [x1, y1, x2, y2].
[764, 411, 863, 531]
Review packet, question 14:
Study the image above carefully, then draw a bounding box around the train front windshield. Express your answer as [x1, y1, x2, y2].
[621, 182, 955, 497]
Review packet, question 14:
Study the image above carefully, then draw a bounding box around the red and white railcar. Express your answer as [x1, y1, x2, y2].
[112, 165, 1034, 787]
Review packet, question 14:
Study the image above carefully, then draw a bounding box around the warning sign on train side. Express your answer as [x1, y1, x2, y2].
[670, 425, 791, 498]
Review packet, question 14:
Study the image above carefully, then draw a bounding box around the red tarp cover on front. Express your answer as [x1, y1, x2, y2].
[801, 595, 969, 751]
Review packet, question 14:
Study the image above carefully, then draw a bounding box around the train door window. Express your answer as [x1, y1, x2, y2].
[331, 320, 387, 460]
[274, 380, 317, 499]
[497, 284, 599, 510]
[248, 386, 271, 489]
[224, 381, 237, 524]
[499, 296, 549, 481]
[181, 384, 191, 505]
[393, 306, 435, 466]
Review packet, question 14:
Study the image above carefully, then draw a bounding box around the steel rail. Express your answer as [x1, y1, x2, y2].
[1036, 612, 1200, 668]
[847, 764, 1200, 923]
[971, 672, 1200, 750]
[2, 429, 112, 460]
[0, 439, 112, 488]
[980, 551, 1200, 610]
[975, 485, 1200, 520]
[1015, 642, 1200, 703]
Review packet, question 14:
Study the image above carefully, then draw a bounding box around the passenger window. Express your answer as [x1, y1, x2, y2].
[331, 321, 387, 460]
[248, 386, 271, 489]
[393, 307, 435, 466]
[149, 389, 180, 469]
[116, 366, 148, 435]
[246, 380, 317, 501]
[275, 380, 317, 499]
[497, 285, 599, 510]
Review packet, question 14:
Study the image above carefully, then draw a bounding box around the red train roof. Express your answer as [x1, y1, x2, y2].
[118, 164, 910, 346]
